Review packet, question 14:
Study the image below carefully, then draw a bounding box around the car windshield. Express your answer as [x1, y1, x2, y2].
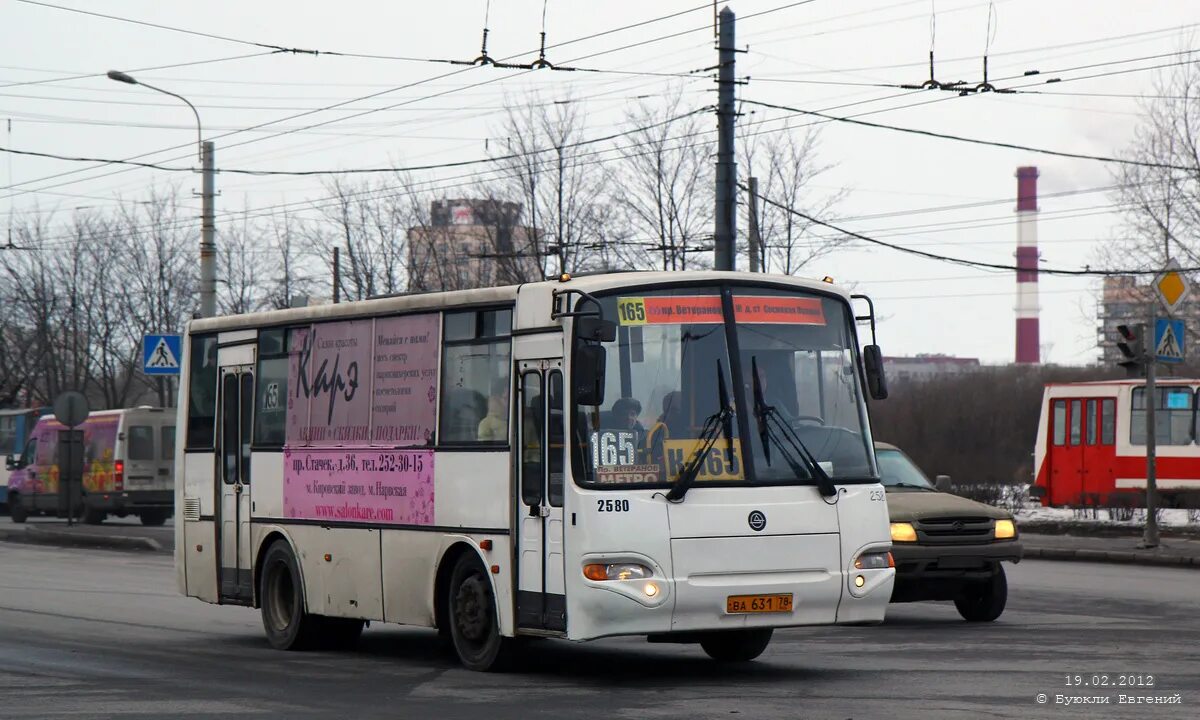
[876, 448, 935, 489]
[571, 284, 876, 489]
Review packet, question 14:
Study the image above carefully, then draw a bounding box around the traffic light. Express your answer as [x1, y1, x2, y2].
[1115, 324, 1145, 377]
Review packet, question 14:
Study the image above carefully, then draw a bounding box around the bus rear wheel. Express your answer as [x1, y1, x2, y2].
[447, 554, 514, 671]
[83, 507, 106, 525]
[699, 628, 774, 662]
[260, 540, 323, 650]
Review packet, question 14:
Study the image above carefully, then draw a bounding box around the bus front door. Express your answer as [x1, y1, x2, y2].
[515, 359, 567, 632]
[217, 364, 255, 604]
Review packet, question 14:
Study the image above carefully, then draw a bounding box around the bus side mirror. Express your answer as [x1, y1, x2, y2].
[573, 344, 607, 406]
[576, 316, 616, 343]
[863, 344, 888, 400]
[935, 475, 952, 493]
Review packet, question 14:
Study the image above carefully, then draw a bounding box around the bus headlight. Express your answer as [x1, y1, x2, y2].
[995, 519, 1016, 539]
[583, 563, 652, 581]
[890, 522, 917, 542]
[854, 551, 894, 570]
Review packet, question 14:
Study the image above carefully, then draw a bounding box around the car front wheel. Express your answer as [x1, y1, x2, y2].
[954, 564, 1008, 622]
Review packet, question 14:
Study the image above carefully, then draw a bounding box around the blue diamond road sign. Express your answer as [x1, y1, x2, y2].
[1154, 318, 1185, 364]
[143, 334, 182, 375]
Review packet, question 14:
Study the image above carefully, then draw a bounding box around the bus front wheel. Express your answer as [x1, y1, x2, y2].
[260, 540, 323, 650]
[700, 628, 773, 662]
[447, 553, 514, 671]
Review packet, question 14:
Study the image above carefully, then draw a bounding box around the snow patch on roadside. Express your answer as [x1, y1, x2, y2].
[1016, 505, 1198, 527]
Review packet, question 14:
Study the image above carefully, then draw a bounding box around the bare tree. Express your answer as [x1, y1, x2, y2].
[611, 88, 713, 271]
[1106, 54, 1200, 271]
[492, 94, 608, 277]
[739, 121, 847, 274]
[308, 177, 410, 301]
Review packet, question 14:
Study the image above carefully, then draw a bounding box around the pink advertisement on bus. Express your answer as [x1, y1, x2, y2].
[287, 314, 440, 448]
[283, 448, 434, 526]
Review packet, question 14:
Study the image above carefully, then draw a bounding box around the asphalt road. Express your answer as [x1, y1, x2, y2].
[0, 545, 1196, 720]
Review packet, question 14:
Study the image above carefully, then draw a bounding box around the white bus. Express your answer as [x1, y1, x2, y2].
[175, 271, 895, 670]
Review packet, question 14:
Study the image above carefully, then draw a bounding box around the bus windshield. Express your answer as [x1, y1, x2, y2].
[573, 285, 876, 489]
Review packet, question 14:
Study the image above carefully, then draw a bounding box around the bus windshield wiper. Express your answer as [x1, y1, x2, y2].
[665, 361, 734, 502]
[751, 357, 838, 498]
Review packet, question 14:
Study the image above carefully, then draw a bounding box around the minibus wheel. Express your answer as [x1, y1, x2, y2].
[8, 496, 26, 524]
[700, 628, 774, 662]
[447, 554, 514, 671]
[260, 540, 322, 650]
[83, 507, 106, 525]
[954, 564, 1007, 622]
[139, 510, 168, 526]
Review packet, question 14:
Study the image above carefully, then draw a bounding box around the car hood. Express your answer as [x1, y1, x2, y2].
[885, 488, 1012, 522]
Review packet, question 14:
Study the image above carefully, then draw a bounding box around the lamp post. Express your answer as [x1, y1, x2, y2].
[108, 70, 216, 318]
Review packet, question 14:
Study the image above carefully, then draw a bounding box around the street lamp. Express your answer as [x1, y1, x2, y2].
[107, 69, 216, 317]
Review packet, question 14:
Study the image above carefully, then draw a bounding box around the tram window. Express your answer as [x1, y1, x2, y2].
[1086, 400, 1098, 445]
[1130, 387, 1194, 445]
[1100, 399, 1115, 445]
[1069, 400, 1082, 446]
[1052, 401, 1066, 446]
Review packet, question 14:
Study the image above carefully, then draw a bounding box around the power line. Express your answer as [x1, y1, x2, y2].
[0, 50, 283, 90]
[740, 181, 1186, 277]
[741, 98, 1200, 172]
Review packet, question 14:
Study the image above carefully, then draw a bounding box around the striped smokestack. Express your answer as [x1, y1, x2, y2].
[1015, 166, 1040, 364]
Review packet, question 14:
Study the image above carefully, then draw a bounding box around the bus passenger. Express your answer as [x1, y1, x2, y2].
[477, 382, 509, 441]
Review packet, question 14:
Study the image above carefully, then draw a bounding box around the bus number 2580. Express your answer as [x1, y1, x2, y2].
[597, 499, 630, 512]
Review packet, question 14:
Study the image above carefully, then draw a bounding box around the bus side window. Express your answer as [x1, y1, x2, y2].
[1052, 400, 1066, 446]
[162, 426, 176, 461]
[439, 308, 513, 444]
[1100, 399, 1115, 445]
[187, 334, 219, 449]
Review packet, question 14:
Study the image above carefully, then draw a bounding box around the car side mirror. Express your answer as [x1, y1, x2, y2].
[4, 454, 14, 470]
[862, 344, 888, 400]
[573, 343, 607, 406]
[935, 474, 952, 493]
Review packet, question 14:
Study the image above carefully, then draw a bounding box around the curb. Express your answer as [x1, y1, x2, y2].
[1024, 545, 1200, 569]
[0, 525, 162, 552]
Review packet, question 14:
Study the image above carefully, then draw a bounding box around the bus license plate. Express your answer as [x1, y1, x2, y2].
[726, 593, 793, 614]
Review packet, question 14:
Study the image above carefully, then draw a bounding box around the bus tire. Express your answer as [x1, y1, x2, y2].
[83, 507, 106, 525]
[446, 553, 514, 671]
[954, 564, 1007, 622]
[139, 510, 168, 526]
[9, 496, 27, 524]
[699, 628, 773, 662]
[260, 540, 323, 650]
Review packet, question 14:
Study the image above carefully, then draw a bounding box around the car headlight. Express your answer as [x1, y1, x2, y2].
[890, 522, 917, 542]
[995, 518, 1016, 539]
[583, 563, 652, 581]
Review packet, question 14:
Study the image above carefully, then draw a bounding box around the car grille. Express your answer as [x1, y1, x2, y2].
[914, 516, 994, 543]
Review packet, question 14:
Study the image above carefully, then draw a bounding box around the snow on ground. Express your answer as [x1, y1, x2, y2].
[1016, 504, 1200, 528]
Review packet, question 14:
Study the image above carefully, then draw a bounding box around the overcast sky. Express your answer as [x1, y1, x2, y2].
[2, 0, 1197, 365]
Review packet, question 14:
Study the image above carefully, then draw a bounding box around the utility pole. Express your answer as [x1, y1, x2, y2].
[333, 246, 341, 303]
[1144, 297, 1159, 548]
[200, 140, 217, 317]
[713, 6, 737, 272]
[747, 176, 761, 272]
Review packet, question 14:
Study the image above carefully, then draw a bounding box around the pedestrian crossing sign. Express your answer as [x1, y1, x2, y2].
[1154, 318, 1184, 364]
[143, 334, 182, 375]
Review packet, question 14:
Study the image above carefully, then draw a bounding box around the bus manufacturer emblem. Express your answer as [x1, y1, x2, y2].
[748, 510, 767, 532]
